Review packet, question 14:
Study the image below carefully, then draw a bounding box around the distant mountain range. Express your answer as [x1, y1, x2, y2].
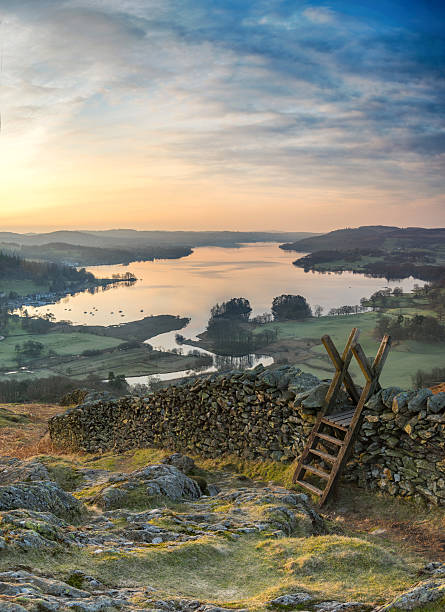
[0, 230, 316, 266]
[280, 226, 445, 252]
[0, 230, 316, 249]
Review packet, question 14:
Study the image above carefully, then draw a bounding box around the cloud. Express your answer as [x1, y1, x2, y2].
[0, 0, 444, 227]
[302, 6, 336, 24]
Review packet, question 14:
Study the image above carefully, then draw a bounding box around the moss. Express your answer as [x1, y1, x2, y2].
[191, 475, 209, 495]
[47, 464, 85, 492]
[66, 573, 84, 589]
[113, 485, 153, 510]
[409, 600, 445, 612]
[212, 503, 234, 514]
[73, 447, 167, 473]
[197, 456, 295, 488]
[74, 483, 108, 502]
[76, 482, 191, 512]
[0, 406, 31, 427]
[257, 535, 416, 602]
[0, 517, 430, 610]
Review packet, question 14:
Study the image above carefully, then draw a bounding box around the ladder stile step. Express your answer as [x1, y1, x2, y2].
[294, 480, 324, 497]
[336, 418, 354, 427]
[302, 464, 330, 479]
[326, 409, 355, 422]
[316, 432, 345, 446]
[309, 448, 338, 463]
[320, 417, 348, 432]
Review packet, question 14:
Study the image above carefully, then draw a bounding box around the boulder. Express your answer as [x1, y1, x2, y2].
[162, 453, 196, 475]
[131, 464, 202, 499]
[93, 464, 201, 509]
[0, 457, 51, 485]
[380, 578, 445, 610]
[314, 604, 371, 611]
[267, 592, 312, 607]
[287, 371, 320, 393]
[381, 387, 404, 409]
[392, 392, 415, 414]
[0, 481, 85, 521]
[0, 570, 90, 598]
[0, 508, 71, 551]
[366, 391, 384, 410]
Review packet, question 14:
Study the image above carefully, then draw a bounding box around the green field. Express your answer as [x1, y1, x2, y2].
[49, 347, 210, 379]
[72, 314, 190, 341]
[0, 279, 51, 296]
[0, 311, 197, 380]
[298, 255, 382, 273]
[0, 332, 123, 369]
[254, 312, 445, 388]
[0, 312, 209, 381]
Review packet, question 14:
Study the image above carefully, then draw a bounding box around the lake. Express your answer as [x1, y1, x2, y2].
[25, 242, 422, 381]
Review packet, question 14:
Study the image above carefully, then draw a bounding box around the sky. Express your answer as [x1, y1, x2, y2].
[0, 0, 444, 232]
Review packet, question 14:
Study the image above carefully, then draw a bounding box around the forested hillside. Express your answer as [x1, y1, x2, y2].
[281, 225, 445, 252]
[0, 251, 95, 290]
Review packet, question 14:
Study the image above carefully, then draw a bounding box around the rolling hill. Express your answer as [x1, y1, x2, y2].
[280, 225, 445, 253]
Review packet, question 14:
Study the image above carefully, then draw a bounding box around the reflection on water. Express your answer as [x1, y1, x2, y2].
[25, 243, 422, 331]
[23, 243, 423, 382]
[126, 353, 274, 386]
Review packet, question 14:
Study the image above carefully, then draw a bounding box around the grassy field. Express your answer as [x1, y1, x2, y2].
[254, 312, 445, 388]
[0, 313, 198, 380]
[0, 279, 51, 296]
[296, 254, 383, 273]
[74, 314, 190, 341]
[50, 347, 211, 379]
[0, 332, 123, 369]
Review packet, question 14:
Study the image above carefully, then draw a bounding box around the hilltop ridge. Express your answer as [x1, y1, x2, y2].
[281, 225, 445, 252]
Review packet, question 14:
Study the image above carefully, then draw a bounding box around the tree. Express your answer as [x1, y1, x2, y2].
[314, 305, 324, 318]
[210, 297, 252, 321]
[271, 294, 312, 321]
[107, 372, 128, 392]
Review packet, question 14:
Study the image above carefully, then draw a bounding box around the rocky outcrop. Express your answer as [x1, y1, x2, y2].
[0, 481, 86, 521]
[48, 365, 445, 505]
[92, 464, 202, 509]
[0, 457, 51, 485]
[0, 450, 442, 611]
[380, 563, 445, 610]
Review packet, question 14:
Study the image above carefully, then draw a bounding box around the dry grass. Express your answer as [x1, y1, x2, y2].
[0, 403, 64, 458]
[1, 402, 445, 567]
[431, 383, 445, 394]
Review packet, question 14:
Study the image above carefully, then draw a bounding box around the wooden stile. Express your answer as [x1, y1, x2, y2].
[292, 328, 391, 506]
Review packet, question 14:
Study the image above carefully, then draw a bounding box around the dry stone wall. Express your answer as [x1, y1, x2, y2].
[48, 365, 445, 505]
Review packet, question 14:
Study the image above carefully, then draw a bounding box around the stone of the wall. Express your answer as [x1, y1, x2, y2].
[48, 365, 445, 505]
[347, 388, 445, 505]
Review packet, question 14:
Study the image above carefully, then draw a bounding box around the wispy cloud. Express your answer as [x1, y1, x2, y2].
[302, 7, 336, 24]
[0, 0, 444, 229]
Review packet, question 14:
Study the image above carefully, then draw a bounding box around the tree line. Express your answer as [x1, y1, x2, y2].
[205, 294, 312, 355]
[0, 251, 97, 294]
[375, 313, 445, 343]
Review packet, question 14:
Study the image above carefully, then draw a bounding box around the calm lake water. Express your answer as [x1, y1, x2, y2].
[26, 243, 421, 382]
